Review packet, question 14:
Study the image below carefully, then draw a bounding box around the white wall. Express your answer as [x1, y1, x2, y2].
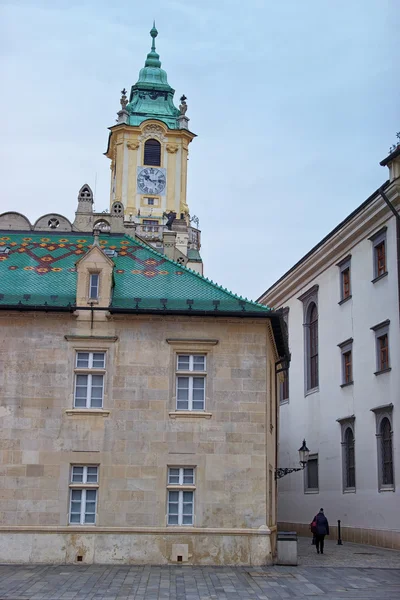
[278, 214, 399, 532]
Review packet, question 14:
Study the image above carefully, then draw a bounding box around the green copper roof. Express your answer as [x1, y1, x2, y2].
[127, 23, 180, 129]
[0, 231, 272, 314]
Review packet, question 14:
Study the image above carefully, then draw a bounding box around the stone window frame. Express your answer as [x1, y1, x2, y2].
[298, 285, 319, 395]
[304, 453, 319, 493]
[370, 320, 391, 375]
[338, 338, 354, 387]
[369, 226, 388, 283]
[176, 354, 207, 411]
[64, 336, 117, 416]
[69, 464, 99, 525]
[166, 339, 218, 419]
[337, 416, 356, 493]
[74, 351, 106, 409]
[371, 404, 395, 492]
[167, 466, 196, 526]
[337, 255, 352, 304]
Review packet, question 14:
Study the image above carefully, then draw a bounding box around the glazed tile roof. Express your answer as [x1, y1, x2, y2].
[0, 232, 272, 315]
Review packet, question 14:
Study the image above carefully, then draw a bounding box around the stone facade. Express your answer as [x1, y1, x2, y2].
[0, 311, 278, 564]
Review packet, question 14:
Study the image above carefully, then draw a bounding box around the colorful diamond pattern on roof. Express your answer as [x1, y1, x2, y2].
[0, 232, 271, 314]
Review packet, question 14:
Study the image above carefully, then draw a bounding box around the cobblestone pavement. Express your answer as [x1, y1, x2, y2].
[0, 538, 399, 600]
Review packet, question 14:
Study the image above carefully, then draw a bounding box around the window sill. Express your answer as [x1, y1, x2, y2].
[379, 486, 395, 493]
[65, 409, 110, 417]
[304, 489, 319, 494]
[338, 295, 352, 306]
[343, 488, 356, 494]
[374, 368, 391, 376]
[371, 272, 388, 284]
[279, 399, 289, 406]
[169, 411, 212, 419]
[305, 387, 319, 397]
[340, 381, 354, 388]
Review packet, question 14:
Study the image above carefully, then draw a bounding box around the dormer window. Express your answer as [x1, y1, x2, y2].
[144, 139, 161, 166]
[0, 246, 10, 255]
[89, 273, 99, 300]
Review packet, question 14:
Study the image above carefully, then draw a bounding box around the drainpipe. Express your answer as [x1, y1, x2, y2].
[379, 187, 400, 321]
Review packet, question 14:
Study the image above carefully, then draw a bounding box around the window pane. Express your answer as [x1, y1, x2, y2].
[183, 469, 194, 484]
[168, 503, 179, 515]
[87, 467, 98, 483]
[177, 355, 190, 370]
[90, 375, 104, 407]
[168, 514, 179, 525]
[182, 515, 193, 525]
[71, 489, 82, 500]
[70, 501, 81, 513]
[193, 355, 205, 371]
[193, 377, 205, 390]
[84, 513, 96, 523]
[193, 356, 205, 371]
[307, 458, 318, 489]
[76, 353, 89, 368]
[75, 374, 88, 407]
[177, 400, 189, 410]
[92, 353, 105, 369]
[168, 491, 179, 502]
[85, 490, 97, 502]
[70, 512, 81, 523]
[177, 377, 189, 401]
[71, 467, 84, 482]
[168, 469, 180, 484]
[192, 401, 204, 410]
[89, 274, 99, 299]
[183, 491, 193, 502]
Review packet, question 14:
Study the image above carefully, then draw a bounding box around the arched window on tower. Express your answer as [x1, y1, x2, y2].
[308, 303, 319, 390]
[380, 417, 393, 487]
[344, 427, 355, 490]
[144, 139, 161, 166]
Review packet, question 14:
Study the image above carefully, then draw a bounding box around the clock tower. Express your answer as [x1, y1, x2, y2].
[105, 24, 200, 268]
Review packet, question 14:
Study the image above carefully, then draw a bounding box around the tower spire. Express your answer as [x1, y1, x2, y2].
[145, 21, 161, 68]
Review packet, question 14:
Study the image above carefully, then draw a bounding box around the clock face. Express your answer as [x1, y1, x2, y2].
[137, 167, 166, 195]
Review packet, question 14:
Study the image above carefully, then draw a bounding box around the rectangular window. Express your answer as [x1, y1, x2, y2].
[371, 320, 390, 374]
[337, 256, 351, 302]
[343, 350, 352, 383]
[376, 242, 386, 277]
[89, 273, 99, 300]
[279, 369, 289, 404]
[146, 197, 155, 205]
[176, 354, 206, 411]
[305, 454, 319, 492]
[69, 465, 98, 524]
[370, 227, 387, 281]
[338, 338, 353, 386]
[74, 351, 106, 408]
[378, 334, 389, 371]
[167, 467, 195, 526]
[142, 219, 159, 232]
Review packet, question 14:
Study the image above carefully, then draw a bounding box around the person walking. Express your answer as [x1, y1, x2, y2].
[312, 508, 329, 554]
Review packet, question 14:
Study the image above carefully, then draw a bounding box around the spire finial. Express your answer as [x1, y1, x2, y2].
[150, 21, 158, 52]
[145, 21, 161, 68]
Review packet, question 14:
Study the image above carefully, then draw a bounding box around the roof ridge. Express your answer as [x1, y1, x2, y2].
[124, 233, 271, 311]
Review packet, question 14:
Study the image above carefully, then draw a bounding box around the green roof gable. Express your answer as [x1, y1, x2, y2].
[0, 231, 272, 315]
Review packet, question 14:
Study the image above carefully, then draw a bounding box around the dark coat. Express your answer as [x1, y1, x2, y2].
[315, 512, 329, 536]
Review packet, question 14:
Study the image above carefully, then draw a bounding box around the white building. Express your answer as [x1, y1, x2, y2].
[258, 145, 400, 550]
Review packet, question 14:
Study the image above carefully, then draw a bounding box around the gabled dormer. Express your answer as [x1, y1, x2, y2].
[75, 236, 114, 308]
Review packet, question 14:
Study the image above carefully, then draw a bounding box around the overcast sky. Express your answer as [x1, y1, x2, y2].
[1, 0, 398, 301]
